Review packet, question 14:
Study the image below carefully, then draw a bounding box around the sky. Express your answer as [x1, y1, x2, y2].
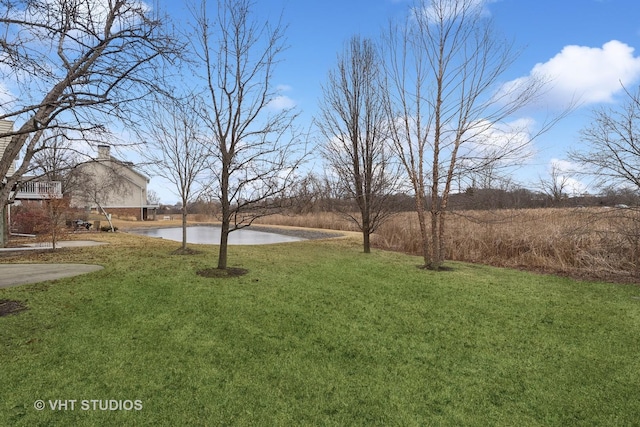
[148, 0, 640, 203]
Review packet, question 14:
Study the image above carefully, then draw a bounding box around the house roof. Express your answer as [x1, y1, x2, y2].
[100, 156, 150, 183]
[95, 145, 149, 183]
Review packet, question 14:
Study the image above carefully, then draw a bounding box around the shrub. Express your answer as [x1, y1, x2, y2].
[10, 203, 49, 234]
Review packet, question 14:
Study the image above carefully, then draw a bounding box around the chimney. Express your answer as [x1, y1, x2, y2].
[97, 145, 111, 160]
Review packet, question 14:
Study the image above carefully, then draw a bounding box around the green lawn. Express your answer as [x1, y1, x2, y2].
[1, 233, 639, 426]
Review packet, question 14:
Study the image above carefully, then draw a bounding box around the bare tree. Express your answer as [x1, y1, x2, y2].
[191, 0, 303, 270]
[72, 161, 130, 232]
[538, 160, 571, 204]
[569, 86, 640, 271]
[146, 189, 160, 205]
[382, 0, 553, 269]
[137, 94, 210, 252]
[317, 35, 399, 253]
[287, 172, 332, 214]
[36, 194, 71, 250]
[0, 0, 179, 247]
[572, 86, 640, 192]
[29, 130, 84, 196]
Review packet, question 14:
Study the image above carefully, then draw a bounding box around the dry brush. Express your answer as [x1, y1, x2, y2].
[257, 208, 640, 280]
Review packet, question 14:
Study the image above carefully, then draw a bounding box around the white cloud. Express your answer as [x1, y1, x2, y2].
[565, 178, 588, 195]
[268, 85, 296, 110]
[466, 117, 536, 159]
[4, 0, 152, 55]
[268, 95, 296, 110]
[444, 117, 537, 176]
[276, 84, 293, 92]
[505, 40, 640, 107]
[548, 158, 590, 195]
[418, 0, 499, 21]
[549, 158, 576, 174]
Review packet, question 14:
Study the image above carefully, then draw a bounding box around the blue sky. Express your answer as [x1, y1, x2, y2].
[150, 0, 640, 203]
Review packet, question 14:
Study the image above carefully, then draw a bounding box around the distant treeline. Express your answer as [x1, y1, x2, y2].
[157, 186, 639, 215]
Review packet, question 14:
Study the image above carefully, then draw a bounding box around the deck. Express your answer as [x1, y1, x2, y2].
[14, 181, 62, 200]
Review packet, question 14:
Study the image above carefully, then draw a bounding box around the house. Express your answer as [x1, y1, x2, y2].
[70, 145, 157, 220]
[2, 120, 64, 201]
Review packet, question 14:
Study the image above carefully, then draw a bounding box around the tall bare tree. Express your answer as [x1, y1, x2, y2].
[0, 0, 178, 247]
[538, 160, 571, 204]
[137, 94, 210, 252]
[192, 0, 303, 270]
[317, 35, 399, 253]
[572, 86, 640, 192]
[383, 0, 552, 269]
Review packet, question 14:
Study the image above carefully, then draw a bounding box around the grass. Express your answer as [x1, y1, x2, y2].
[1, 232, 639, 425]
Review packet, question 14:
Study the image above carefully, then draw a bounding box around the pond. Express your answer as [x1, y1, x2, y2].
[131, 225, 305, 245]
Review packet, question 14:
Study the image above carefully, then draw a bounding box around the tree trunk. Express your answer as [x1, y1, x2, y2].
[438, 210, 446, 264]
[50, 203, 57, 250]
[362, 206, 371, 253]
[430, 209, 441, 270]
[181, 205, 188, 251]
[98, 205, 115, 232]
[430, 158, 441, 270]
[218, 158, 231, 270]
[438, 173, 455, 266]
[52, 227, 57, 250]
[217, 219, 229, 270]
[363, 229, 371, 254]
[415, 193, 431, 268]
[0, 203, 7, 248]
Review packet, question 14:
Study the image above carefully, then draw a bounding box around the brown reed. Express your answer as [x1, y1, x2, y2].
[256, 208, 640, 280]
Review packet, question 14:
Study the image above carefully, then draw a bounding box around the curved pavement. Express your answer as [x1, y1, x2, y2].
[0, 240, 107, 288]
[0, 264, 104, 288]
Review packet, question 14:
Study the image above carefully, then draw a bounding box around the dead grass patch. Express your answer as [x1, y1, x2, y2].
[196, 267, 249, 278]
[170, 247, 202, 256]
[0, 299, 28, 317]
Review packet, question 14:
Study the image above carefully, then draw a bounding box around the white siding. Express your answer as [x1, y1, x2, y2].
[70, 158, 149, 209]
[0, 120, 15, 177]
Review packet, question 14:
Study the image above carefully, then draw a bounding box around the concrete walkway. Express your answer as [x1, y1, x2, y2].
[0, 241, 107, 288]
[0, 264, 104, 288]
[0, 240, 108, 252]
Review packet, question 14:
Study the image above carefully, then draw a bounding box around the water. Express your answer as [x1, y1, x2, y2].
[131, 226, 305, 245]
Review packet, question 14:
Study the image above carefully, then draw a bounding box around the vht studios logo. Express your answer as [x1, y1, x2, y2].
[34, 399, 143, 411]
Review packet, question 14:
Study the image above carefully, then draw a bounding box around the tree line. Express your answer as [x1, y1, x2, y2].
[162, 178, 638, 218]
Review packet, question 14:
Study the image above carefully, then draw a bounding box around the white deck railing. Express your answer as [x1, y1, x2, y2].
[15, 181, 62, 199]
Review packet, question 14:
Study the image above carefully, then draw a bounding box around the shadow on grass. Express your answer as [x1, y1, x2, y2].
[196, 267, 249, 278]
[170, 247, 202, 256]
[417, 264, 455, 272]
[0, 299, 28, 317]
